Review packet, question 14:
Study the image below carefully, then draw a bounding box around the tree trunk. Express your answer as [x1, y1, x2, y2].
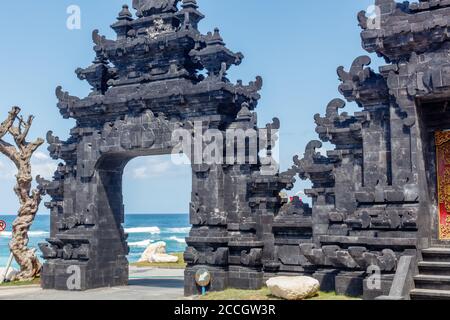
[0, 106, 44, 282]
[9, 168, 42, 280]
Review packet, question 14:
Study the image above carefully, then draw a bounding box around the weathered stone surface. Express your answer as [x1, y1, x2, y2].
[38, 0, 286, 294]
[266, 276, 320, 300]
[287, 0, 450, 299]
[37, 0, 450, 299]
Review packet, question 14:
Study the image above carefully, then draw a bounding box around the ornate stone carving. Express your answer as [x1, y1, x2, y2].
[132, 0, 179, 17]
[300, 244, 397, 272]
[146, 18, 174, 39]
[40, 1, 274, 294]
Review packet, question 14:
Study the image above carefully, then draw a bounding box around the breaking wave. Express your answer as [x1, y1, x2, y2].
[165, 227, 190, 234]
[124, 227, 161, 234]
[0, 231, 49, 238]
[168, 236, 186, 243]
[128, 239, 153, 247]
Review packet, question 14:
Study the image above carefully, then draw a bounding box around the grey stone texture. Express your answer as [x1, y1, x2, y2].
[291, 0, 450, 299]
[37, 0, 288, 294]
[38, 0, 450, 299]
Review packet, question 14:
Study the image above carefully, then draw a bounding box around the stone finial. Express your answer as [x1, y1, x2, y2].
[182, 0, 198, 9]
[206, 28, 225, 45]
[118, 4, 133, 21]
[213, 28, 223, 42]
[235, 102, 253, 122]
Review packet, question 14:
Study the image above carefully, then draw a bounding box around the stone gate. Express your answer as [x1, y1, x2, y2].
[37, 0, 293, 293]
[38, 0, 450, 299]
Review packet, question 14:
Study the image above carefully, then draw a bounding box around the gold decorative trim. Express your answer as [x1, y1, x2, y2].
[440, 215, 450, 240]
[436, 131, 450, 240]
[435, 130, 450, 147]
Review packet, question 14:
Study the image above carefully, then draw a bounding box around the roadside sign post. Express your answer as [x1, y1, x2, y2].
[195, 269, 211, 296]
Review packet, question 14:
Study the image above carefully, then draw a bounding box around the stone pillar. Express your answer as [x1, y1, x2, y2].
[361, 105, 391, 187]
[184, 159, 229, 295]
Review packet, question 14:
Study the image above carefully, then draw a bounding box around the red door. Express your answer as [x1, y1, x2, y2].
[435, 131, 450, 240]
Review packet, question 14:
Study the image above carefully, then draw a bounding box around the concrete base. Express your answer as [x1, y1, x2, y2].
[335, 271, 365, 297]
[363, 274, 394, 300]
[228, 266, 264, 290]
[184, 265, 229, 296]
[41, 258, 128, 291]
[313, 269, 340, 292]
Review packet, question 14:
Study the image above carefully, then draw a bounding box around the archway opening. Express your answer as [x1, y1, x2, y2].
[417, 99, 450, 243]
[122, 154, 192, 264]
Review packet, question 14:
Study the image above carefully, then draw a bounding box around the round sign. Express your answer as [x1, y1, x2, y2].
[0, 220, 6, 232]
[195, 269, 211, 287]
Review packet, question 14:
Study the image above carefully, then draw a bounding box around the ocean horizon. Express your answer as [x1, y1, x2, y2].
[0, 213, 189, 268]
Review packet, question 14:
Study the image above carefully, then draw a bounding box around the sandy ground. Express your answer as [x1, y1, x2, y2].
[0, 267, 185, 300]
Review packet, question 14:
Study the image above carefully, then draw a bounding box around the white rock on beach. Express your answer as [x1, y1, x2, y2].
[150, 254, 179, 263]
[0, 267, 18, 282]
[266, 276, 320, 300]
[138, 241, 179, 263]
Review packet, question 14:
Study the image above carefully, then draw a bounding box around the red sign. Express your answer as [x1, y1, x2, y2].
[0, 220, 6, 232]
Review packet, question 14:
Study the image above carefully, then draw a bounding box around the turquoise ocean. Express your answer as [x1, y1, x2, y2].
[0, 214, 189, 268]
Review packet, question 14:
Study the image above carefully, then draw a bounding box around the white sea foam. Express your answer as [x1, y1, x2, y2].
[29, 231, 50, 236]
[166, 227, 190, 234]
[0, 231, 49, 238]
[124, 227, 161, 234]
[128, 239, 153, 247]
[168, 236, 186, 243]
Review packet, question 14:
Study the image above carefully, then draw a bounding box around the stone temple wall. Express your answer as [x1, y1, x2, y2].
[267, 0, 450, 299]
[38, 0, 450, 299]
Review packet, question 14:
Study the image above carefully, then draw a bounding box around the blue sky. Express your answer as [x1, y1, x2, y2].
[0, 0, 379, 214]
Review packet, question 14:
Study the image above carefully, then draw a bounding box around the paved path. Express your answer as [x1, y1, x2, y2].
[0, 267, 186, 300]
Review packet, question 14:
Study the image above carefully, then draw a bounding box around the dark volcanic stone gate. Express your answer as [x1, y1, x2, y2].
[38, 0, 450, 299]
[37, 0, 293, 293]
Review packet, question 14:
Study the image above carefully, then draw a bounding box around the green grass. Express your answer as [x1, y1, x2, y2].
[199, 287, 360, 300]
[130, 252, 186, 269]
[199, 287, 278, 300]
[0, 277, 41, 287]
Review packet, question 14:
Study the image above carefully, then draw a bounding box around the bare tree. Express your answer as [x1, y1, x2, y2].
[0, 106, 44, 281]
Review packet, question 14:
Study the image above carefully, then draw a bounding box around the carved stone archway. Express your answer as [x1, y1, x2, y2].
[37, 1, 293, 293]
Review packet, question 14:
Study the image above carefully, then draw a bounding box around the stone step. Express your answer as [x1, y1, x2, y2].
[418, 261, 450, 276]
[410, 288, 450, 300]
[422, 248, 450, 262]
[414, 274, 450, 291]
[422, 247, 450, 254]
